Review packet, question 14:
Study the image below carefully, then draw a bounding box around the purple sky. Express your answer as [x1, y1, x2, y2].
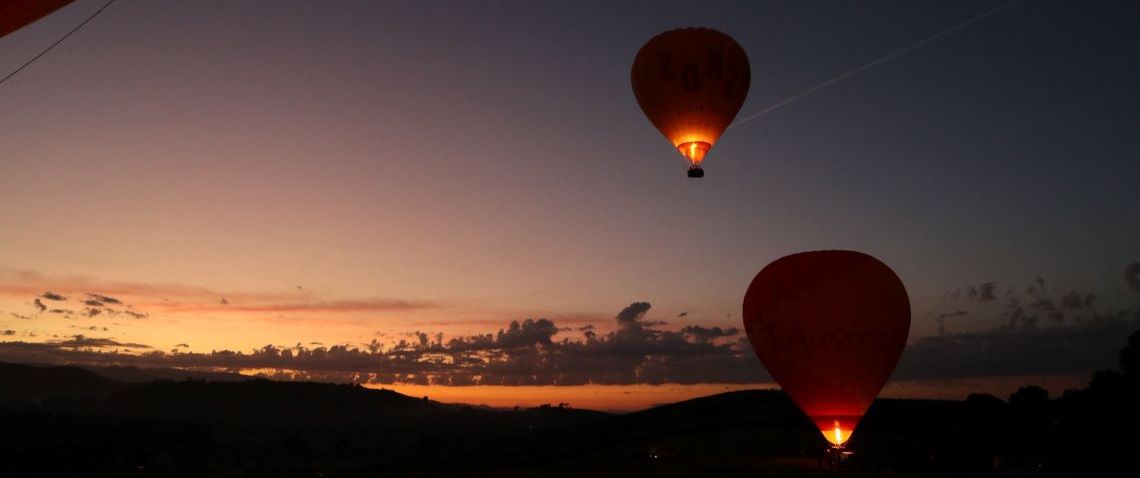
[1, 1, 1138, 402]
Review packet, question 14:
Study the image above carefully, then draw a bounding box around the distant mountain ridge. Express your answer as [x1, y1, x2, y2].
[0, 361, 123, 401]
[82, 364, 251, 383]
[0, 361, 610, 426]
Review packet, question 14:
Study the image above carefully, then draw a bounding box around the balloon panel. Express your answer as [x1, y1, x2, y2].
[631, 28, 750, 163]
[742, 251, 910, 444]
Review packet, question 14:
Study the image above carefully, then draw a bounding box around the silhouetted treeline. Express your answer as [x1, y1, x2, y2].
[851, 330, 1140, 476]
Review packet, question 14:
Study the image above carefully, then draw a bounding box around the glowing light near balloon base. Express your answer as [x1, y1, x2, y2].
[677, 141, 710, 166]
[826, 420, 850, 447]
[812, 415, 859, 447]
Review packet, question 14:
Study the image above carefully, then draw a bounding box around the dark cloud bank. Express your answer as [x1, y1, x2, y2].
[2, 269, 1139, 386]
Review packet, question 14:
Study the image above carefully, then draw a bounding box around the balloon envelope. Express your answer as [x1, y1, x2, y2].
[631, 28, 750, 174]
[742, 250, 910, 446]
[0, 0, 75, 39]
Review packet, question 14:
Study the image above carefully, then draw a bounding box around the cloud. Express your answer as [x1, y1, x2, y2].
[0, 270, 315, 309]
[938, 310, 968, 319]
[68, 325, 109, 332]
[1031, 298, 1057, 312]
[2, 293, 1137, 388]
[676, 311, 689, 318]
[896, 310, 1138, 380]
[965, 282, 997, 302]
[977, 282, 997, 301]
[56, 335, 151, 349]
[491, 319, 557, 349]
[1061, 291, 1095, 309]
[680, 325, 740, 342]
[2, 271, 436, 330]
[40, 291, 67, 301]
[1127, 262, 1140, 294]
[0, 302, 766, 386]
[1, 330, 14, 336]
[86, 293, 122, 305]
[615, 302, 652, 329]
[10, 312, 33, 320]
[161, 298, 434, 315]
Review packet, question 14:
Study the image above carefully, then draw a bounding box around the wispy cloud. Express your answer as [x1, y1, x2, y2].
[86, 293, 122, 305]
[1, 269, 435, 321]
[0, 301, 757, 385]
[0, 269, 305, 305]
[160, 299, 434, 314]
[4, 298, 1137, 387]
[4, 267, 1138, 387]
[39, 291, 67, 301]
[54, 335, 151, 349]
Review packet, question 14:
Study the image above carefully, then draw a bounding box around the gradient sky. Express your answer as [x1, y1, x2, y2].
[2, 0, 1139, 408]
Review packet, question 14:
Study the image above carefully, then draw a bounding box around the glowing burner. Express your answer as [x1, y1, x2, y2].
[676, 141, 710, 165]
[815, 417, 856, 447]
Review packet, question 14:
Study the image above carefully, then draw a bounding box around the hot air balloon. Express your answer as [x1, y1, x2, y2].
[742, 250, 910, 449]
[0, 0, 75, 39]
[631, 28, 750, 178]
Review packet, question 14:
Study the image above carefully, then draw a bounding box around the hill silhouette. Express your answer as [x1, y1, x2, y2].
[1, 330, 1137, 477]
[0, 362, 123, 402]
[83, 364, 250, 383]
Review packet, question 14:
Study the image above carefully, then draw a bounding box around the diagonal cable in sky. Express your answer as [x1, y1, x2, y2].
[729, 0, 1026, 130]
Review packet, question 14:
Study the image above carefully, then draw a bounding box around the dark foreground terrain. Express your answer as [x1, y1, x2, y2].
[2, 332, 1138, 477]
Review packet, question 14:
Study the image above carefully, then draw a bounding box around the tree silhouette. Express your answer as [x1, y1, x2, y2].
[1120, 330, 1140, 377]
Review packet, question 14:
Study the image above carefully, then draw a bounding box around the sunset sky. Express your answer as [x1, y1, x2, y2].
[2, 0, 1138, 410]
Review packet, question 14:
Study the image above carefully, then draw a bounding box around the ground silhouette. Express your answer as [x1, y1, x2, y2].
[1, 331, 1137, 477]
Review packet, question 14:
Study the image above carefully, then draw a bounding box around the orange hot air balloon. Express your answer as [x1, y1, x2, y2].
[742, 250, 910, 448]
[0, 0, 75, 39]
[631, 28, 750, 178]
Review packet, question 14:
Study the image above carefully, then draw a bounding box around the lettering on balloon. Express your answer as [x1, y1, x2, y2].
[724, 66, 740, 98]
[681, 63, 700, 92]
[706, 47, 724, 79]
[630, 28, 751, 174]
[658, 51, 674, 80]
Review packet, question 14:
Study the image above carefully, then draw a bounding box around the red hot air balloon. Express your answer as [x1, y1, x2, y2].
[0, 1, 75, 39]
[631, 28, 750, 178]
[742, 250, 910, 447]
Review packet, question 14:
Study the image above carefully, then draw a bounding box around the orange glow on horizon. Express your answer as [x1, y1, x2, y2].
[365, 382, 774, 412]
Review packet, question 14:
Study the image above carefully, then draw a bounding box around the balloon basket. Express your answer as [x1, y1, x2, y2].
[824, 446, 854, 468]
[687, 166, 704, 178]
